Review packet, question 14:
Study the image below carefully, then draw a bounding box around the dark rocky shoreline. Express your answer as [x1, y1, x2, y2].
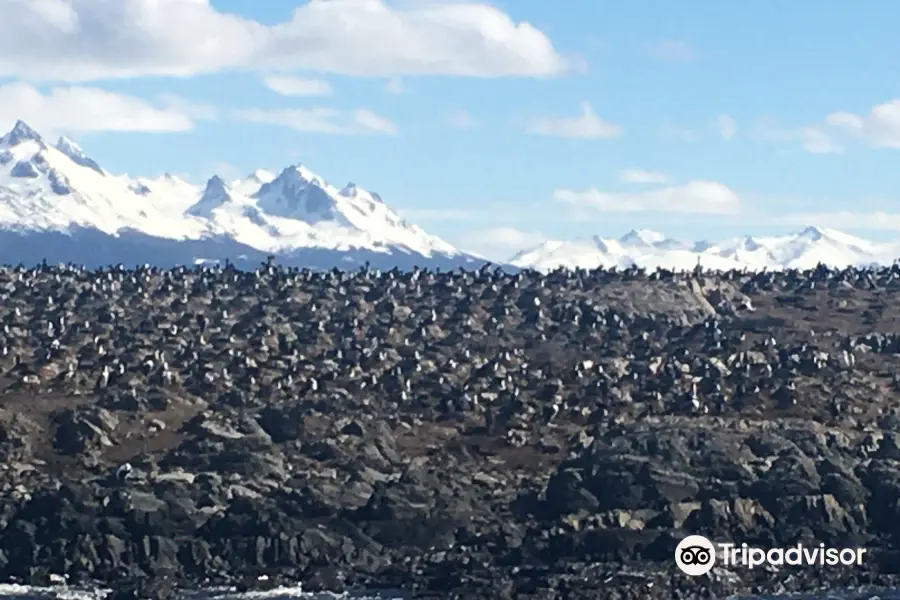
[3, 262, 900, 598]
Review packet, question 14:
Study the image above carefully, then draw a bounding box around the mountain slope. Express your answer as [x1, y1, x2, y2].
[192, 164, 459, 256]
[0, 120, 483, 269]
[511, 227, 900, 272]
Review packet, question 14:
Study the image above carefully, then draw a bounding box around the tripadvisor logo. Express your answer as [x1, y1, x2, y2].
[675, 535, 867, 576]
[675, 535, 716, 576]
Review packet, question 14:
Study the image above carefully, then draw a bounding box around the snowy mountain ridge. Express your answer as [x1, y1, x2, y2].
[0, 120, 474, 269]
[0, 120, 896, 273]
[510, 226, 900, 272]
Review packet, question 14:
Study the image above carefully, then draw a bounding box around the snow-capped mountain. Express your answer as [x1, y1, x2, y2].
[511, 227, 900, 272]
[6, 119, 896, 274]
[0, 120, 484, 270]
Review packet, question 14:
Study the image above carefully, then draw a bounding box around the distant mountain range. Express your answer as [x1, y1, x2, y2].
[0, 119, 896, 272]
[0, 120, 486, 270]
[511, 227, 900, 272]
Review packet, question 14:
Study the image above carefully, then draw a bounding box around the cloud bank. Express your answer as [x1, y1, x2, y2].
[0, 0, 568, 81]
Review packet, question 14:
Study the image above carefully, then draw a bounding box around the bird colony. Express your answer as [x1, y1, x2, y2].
[0, 262, 900, 599]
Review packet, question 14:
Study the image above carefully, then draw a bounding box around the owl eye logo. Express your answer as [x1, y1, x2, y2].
[675, 535, 716, 576]
[679, 545, 712, 565]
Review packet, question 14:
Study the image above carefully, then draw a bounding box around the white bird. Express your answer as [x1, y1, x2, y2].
[97, 365, 110, 388]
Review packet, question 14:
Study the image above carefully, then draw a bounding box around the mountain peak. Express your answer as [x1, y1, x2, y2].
[54, 135, 105, 175]
[1, 120, 44, 147]
[794, 225, 872, 251]
[339, 181, 385, 204]
[592, 234, 610, 252]
[255, 165, 342, 225]
[283, 164, 325, 187]
[619, 228, 666, 246]
[246, 169, 275, 184]
[185, 175, 233, 218]
[798, 225, 825, 240]
[206, 174, 228, 191]
[56, 135, 83, 155]
[340, 182, 359, 197]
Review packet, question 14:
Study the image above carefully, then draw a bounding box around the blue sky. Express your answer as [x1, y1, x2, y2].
[1, 0, 899, 258]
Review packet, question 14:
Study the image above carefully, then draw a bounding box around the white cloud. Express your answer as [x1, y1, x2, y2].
[716, 114, 735, 140]
[648, 39, 695, 62]
[798, 127, 842, 154]
[0, 81, 399, 138]
[825, 100, 900, 148]
[554, 180, 741, 214]
[0, 82, 194, 134]
[456, 227, 547, 260]
[755, 119, 842, 154]
[262, 75, 332, 97]
[234, 106, 397, 135]
[384, 77, 406, 94]
[447, 110, 475, 128]
[352, 108, 398, 134]
[619, 169, 668, 184]
[155, 94, 218, 120]
[0, 0, 567, 82]
[526, 102, 621, 139]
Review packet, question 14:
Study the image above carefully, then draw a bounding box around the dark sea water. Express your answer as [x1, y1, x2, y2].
[0, 585, 408, 599]
[2, 584, 900, 599]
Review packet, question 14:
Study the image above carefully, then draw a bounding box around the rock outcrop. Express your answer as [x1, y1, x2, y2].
[0, 263, 899, 598]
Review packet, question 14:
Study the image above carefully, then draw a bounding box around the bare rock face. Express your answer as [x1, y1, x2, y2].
[3, 263, 900, 598]
[0, 410, 41, 460]
[52, 406, 119, 454]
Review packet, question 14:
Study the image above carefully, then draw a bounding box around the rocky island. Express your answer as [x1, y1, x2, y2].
[1, 262, 900, 599]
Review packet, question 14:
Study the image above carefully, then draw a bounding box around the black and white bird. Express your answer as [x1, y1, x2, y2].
[542, 402, 560, 425]
[115, 462, 133, 484]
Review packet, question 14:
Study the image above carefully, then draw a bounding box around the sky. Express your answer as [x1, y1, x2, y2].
[1, 0, 900, 260]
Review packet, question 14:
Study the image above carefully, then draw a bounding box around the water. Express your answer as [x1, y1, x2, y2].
[0, 585, 407, 600]
[2, 584, 900, 600]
